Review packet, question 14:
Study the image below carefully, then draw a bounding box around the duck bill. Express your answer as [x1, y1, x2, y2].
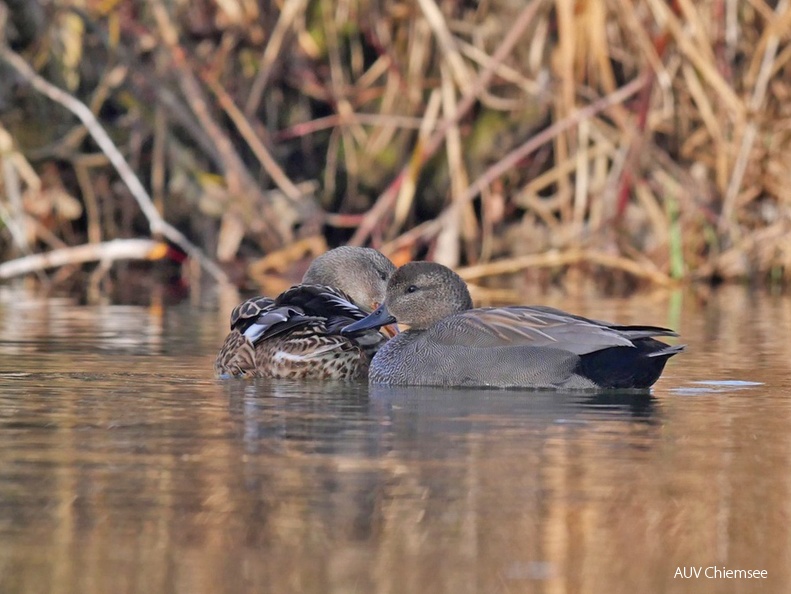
[342, 303, 396, 334]
[370, 302, 399, 336]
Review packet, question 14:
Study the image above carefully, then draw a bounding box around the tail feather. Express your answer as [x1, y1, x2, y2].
[613, 325, 680, 340]
[645, 344, 686, 359]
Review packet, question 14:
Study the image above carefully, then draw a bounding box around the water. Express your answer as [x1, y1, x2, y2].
[0, 285, 789, 594]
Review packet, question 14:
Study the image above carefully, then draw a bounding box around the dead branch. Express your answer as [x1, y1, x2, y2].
[0, 239, 170, 279]
[458, 249, 673, 286]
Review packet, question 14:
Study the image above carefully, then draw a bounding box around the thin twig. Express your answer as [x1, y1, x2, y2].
[275, 113, 425, 141]
[415, 0, 473, 92]
[435, 62, 471, 267]
[244, 0, 308, 116]
[203, 74, 304, 202]
[457, 249, 673, 286]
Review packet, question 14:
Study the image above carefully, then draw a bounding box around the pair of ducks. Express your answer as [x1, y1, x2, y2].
[214, 246, 684, 389]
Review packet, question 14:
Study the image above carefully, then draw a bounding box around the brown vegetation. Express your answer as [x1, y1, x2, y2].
[0, 0, 790, 294]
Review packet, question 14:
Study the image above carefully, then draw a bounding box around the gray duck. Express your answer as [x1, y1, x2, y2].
[342, 262, 684, 390]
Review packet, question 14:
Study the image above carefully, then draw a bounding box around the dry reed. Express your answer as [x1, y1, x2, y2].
[0, 0, 789, 292]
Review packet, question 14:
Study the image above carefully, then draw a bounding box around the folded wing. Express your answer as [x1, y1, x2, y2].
[429, 306, 678, 356]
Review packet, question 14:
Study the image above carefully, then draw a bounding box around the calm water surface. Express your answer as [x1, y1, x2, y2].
[0, 285, 789, 594]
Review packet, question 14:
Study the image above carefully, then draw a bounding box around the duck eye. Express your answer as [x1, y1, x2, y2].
[406, 285, 418, 293]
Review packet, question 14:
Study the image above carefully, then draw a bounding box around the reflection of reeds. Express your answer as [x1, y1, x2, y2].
[0, 0, 790, 289]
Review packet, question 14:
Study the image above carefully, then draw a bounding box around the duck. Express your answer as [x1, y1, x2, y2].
[341, 261, 685, 390]
[215, 246, 396, 379]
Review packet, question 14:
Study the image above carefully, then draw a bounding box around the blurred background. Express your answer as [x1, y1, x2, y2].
[0, 0, 789, 302]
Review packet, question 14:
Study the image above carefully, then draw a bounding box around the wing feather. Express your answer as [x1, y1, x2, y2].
[427, 307, 661, 355]
[238, 285, 373, 346]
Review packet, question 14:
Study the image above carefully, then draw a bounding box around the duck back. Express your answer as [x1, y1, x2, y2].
[367, 308, 684, 390]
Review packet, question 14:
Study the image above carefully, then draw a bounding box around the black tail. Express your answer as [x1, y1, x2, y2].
[577, 339, 685, 390]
